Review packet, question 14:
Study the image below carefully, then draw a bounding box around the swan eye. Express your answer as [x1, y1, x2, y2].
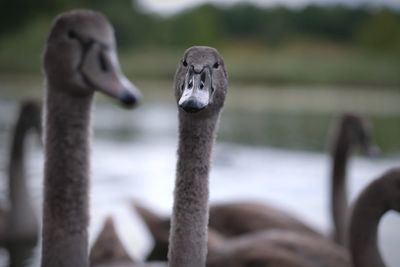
[182, 60, 188, 67]
[98, 52, 108, 72]
[68, 30, 78, 39]
[213, 62, 219, 69]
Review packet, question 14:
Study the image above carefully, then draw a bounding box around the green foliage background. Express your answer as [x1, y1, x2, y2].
[0, 0, 400, 86]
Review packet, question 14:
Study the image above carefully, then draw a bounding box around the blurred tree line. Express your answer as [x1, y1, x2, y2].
[1, 0, 400, 52]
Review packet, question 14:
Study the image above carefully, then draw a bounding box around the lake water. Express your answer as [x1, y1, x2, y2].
[0, 77, 399, 266]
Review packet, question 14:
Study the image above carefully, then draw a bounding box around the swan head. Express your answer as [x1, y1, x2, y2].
[347, 114, 379, 156]
[17, 99, 42, 135]
[335, 113, 379, 156]
[43, 10, 141, 107]
[175, 46, 227, 114]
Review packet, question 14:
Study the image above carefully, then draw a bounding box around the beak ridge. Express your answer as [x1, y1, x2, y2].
[178, 67, 212, 113]
[80, 43, 141, 108]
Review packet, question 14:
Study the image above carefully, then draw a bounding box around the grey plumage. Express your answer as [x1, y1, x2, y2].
[135, 114, 376, 263]
[90, 217, 134, 266]
[349, 168, 400, 267]
[41, 9, 139, 267]
[147, 46, 351, 267]
[207, 229, 350, 267]
[1, 100, 41, 267]
[329, 113, 376, 246]
[168, 46, 228, 267]
[89, 216, 169, 267]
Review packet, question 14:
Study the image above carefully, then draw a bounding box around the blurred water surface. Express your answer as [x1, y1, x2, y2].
[0, 77, 399, 266]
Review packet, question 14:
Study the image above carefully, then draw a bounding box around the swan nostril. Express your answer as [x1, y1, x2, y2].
[201, 72, 206, 82]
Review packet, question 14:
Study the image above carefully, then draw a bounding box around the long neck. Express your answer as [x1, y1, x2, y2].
[168, 112, 219, 267]
[330, 133, 350, 246]
[8, 118, 38, 239]
[41, 89, 93, 267]
[349, 184, 387, 267]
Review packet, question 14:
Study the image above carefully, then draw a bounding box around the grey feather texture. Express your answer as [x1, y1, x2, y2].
[41, 9, 139, 267]
[168, 46, 228, 267]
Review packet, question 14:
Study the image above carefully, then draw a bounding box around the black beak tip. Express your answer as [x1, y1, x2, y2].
[120, 90, 139, 108]
[179, 99, 206, 113]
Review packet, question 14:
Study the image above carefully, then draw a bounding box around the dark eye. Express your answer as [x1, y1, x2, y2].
[68, 30, 77, 39]
[98, 52, 108, 72]
[213, 62, 219, 69]
[182, 60, 188, 67]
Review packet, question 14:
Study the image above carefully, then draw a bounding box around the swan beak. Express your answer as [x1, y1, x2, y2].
[80, 44, 142, 108]
[179, 67, 212, 113]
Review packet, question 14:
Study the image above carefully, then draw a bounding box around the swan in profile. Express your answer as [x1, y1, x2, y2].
[0, 99, 41, 266]
[329, 113, 377, 245]
[348, 168, 400, 267]
[41, 9, 140, 267]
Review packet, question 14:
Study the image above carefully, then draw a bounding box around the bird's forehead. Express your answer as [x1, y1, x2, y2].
[185, 48, 218, 64]
[52, 12, 114, 45]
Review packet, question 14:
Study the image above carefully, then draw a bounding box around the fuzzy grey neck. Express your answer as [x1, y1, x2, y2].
[8, 117, 38, 240]
[330, 137, 350, 246]
[349, 186, 386, 267]
[41, 89, 93, 267]
[168, 112, 220, 267]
